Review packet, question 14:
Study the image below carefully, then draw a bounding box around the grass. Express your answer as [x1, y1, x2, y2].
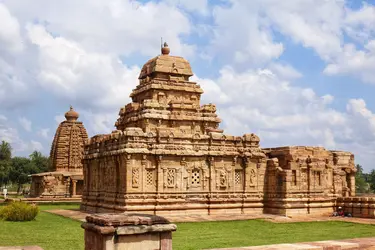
[0, 204, 83, 250]
[0, 204, 374, 250]
[173, 220, 375, 250]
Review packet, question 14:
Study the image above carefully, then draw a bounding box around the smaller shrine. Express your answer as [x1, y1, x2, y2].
[29, 106, 88, 198]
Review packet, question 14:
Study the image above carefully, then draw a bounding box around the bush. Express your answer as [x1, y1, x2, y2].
[0, 201, 39, 221]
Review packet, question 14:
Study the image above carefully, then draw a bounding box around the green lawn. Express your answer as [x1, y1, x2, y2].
[0, 204, 375, 250]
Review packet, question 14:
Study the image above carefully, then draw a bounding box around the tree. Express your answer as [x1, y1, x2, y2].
[368, 169, 375, 193]
[29, 151, 50, 173]
[0, 141, 12, 161]
[0, 141, 12, 188]
[355, 164, 369, 194]
[9, 157, 38, 193]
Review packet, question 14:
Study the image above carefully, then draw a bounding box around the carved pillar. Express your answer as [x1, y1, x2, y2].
[350, 173, 355, 197]
[126, 155, 132, 191]
[72, 180, 77, 197]
[156, 156, 163, 194]
[242, 157, 249, 192]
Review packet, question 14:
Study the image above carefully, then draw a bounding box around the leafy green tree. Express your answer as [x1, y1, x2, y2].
[29, 151, 50, 173]
[0, 141, 12, 188]
[9, 157, 39, 193]
[0, 141, 12, 161]
[368, 169, 375, 192]
[355, 164, 370, 194]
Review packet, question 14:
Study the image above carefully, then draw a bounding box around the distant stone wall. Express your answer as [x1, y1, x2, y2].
[337, 197, 375, 218]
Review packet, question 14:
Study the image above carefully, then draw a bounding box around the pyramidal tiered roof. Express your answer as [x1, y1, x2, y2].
[86, 43, 264, 158]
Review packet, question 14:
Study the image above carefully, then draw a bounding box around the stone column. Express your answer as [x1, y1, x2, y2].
[72, 180, 77, 197]
[81, 214, 177, 250]
[350, 173, 356, 197]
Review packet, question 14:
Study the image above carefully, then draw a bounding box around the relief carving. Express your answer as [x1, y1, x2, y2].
[132, 167, 140, 188]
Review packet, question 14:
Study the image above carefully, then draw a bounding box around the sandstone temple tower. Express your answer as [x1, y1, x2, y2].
[81, 43, 356, 216]
[30, 106, 88, 198]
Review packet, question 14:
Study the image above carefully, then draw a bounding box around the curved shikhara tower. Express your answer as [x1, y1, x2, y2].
[30, 106, 88, 198]
[50, 106, 88, 172]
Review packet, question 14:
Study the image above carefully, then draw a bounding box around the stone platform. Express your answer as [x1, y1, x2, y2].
[45, 209, 279, 222]
[45, 208, 375, 224]
[206, 237, 375, 249]
[5, 197, 81, 204]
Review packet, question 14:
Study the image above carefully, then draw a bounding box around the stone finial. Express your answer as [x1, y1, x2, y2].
[161, 42, 170, 55]
[65, 105, 79, 122]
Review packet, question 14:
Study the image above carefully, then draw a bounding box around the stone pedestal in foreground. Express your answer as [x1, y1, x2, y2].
[81, 213, 177, 250]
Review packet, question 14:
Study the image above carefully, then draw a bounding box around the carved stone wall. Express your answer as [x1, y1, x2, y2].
[81, 44, 356, 216]
[263, 146, 356, 216]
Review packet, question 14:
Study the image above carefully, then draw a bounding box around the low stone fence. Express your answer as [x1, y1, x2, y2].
[81, 213, 177, 250]
[336, 197, 375, 218]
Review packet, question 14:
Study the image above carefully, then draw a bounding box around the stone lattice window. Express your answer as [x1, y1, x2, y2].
[146, 170, 154, 186]
[235, 170, 242, 185]
[167, 169, 175, 187]
[191, 169, 200, 185]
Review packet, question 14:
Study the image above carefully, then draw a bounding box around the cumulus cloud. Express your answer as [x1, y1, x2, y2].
[206, 0, 375, 84]
[0, 3, 23, 53]
[18, 117, 32, 132]
[0, 3, 32, 108]
[4, 0, 195, 58]
[27, 24, 138, 110]
[37, 128, 50, 139]
[196, 66, 375, 170]
[54, 115, 65, 125]
[29, 140, 43, 152]
[1, 0, 375, 172]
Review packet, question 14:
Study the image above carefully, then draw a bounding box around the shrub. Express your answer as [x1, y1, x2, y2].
[0, 201, 39, 221]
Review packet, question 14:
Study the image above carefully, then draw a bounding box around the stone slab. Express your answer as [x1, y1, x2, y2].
[205, 237, 375, 250]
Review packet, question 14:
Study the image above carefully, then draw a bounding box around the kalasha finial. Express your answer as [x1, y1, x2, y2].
[65, 105, 79, 122]
[161, 42, 170, 55]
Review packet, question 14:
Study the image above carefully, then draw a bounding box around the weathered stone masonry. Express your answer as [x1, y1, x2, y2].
[81, 43, 356, 216]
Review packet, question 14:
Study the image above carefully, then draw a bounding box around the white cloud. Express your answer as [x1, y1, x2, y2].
[323, 41, 375, 84]
[344, 3, 375, 41]
[197, 66, 375, 171]
[29, 140, 43, 152]
[80, 110, 118, 135]
[268, 63, 303, 80]
[54, 115, 65, 125]
[1, 0, 375, 173]
[0, 3, 31, 108]
[0, 114, 31, 154]
[207, 0, 375, 84]
[18, 117, 31, 132]
[4, 0, 195, 58]
[165, 0, 209, 16]
[27, 24, 140, 110]
[0, 3, 23, 53]
[37, 128, 50, 139]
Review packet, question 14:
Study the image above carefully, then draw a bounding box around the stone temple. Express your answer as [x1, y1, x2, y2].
[81, 43, 356, 216]
[30, 106, 88, 198]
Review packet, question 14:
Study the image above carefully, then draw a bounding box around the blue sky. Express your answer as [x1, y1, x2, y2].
[1, 0, 375, 171]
